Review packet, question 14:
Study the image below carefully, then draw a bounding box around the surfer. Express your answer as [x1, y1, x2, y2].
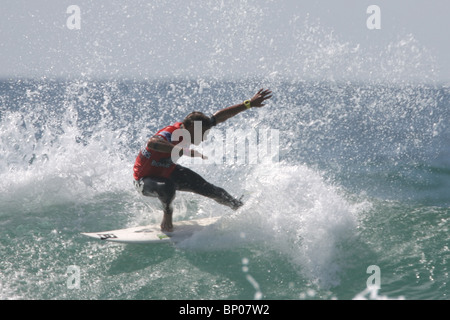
[133, 89, 272, 231]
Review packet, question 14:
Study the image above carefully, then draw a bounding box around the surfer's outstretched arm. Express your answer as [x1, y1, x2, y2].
[212, 89, 272, 125]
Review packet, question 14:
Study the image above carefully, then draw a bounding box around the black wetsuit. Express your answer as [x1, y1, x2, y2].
[134, 164, 243, 214]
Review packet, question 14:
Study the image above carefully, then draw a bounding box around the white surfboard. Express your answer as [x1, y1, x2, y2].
[81, 216, 220, 244]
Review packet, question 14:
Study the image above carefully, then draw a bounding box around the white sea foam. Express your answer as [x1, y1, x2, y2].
[176, 159, 367, 290]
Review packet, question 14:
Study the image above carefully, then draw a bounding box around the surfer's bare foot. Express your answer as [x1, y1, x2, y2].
[160, 213, 173, 232]
[231, 196, 244, 210]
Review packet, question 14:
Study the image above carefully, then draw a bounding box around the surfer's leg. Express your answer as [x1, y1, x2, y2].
[139, 177, 176, 232]
[171, 165, 243, 210]
[139, 177, 176, 215]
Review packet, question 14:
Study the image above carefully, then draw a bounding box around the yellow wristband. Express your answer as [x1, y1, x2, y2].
[244, 100, 251, 109]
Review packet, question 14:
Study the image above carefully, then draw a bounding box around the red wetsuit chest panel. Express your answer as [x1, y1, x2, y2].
[133, 122, 183, 180]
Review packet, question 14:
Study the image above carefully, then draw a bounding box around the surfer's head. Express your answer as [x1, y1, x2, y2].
[182, 112, 212, 145]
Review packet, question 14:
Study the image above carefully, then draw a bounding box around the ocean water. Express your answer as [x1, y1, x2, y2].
[0, 78, 448, 301]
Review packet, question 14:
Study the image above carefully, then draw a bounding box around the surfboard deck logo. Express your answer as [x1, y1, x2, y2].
[98, 233, 118, 240]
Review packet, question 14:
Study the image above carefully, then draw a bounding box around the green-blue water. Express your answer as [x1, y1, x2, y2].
[0, 79, 449, 300]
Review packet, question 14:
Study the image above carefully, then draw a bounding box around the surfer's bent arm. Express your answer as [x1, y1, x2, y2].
[212, 88, 272, 125]
[146, 137, 203, 158]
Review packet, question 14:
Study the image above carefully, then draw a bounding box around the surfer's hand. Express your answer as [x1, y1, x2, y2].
[250, 89, 272, 108]
[186, 149, 208, 160]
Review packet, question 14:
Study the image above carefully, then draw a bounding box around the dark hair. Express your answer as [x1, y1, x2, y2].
[183, 112, 212, 129]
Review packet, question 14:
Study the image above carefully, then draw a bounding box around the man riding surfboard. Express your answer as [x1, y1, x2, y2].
[133, 89, 272, 231]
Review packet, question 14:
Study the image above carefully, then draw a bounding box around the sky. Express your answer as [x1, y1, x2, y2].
[1, 0, 449, 83]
